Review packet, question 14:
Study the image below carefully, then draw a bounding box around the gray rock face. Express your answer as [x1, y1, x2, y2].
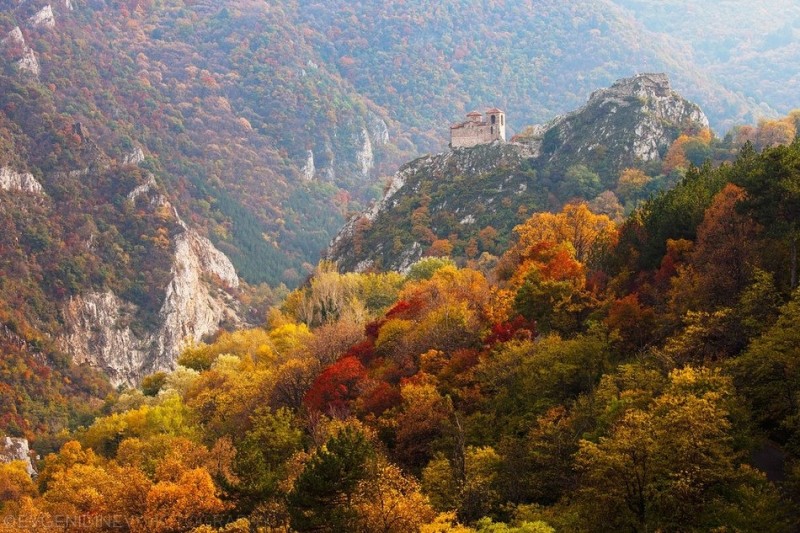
[29, 5, 55, 29]
[301, 150, 315, 181]
[1, 27, 24, 46]
[356, 128, 374, 177]
[1, 27, 40, 77]
[521, 73, 708, 168]
[60, 227, 241, 386]
[126, 173, 157, 202]
[122, 147, 145, 166]
[0, 437, 36, 477]
[0, 167, 44, 194]
[368, 112, 390, 146]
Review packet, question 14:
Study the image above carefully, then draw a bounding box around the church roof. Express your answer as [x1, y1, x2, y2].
[451, 120, 487, 129]
[466, 111, 482, 117]
[486, 107, 503, 113]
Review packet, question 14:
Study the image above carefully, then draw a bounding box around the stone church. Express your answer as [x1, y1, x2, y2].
[450, 108, 506, 148]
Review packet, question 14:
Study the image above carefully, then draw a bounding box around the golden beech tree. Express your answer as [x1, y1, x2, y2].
[142, 468, 226, 533]
[575, 367, 786, 532]
[509, 202, 617, 265]
[755, 118, 796, 150]
[662, 129, 713, 174]
[41, 461, 151, 533]
[668, 184, 760, 313]
[0, 496, 57, 533]
[427, 239, 454, 258]
[393, 374, 452, 470]
[616, 168, 651, 201]
[662, 134, 691, 173]
[353, 461, 436, 533]
[0, 461, 36, 505]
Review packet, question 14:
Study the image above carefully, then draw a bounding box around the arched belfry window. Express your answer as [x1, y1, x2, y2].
[491, 115, 496, 124]
[501, 116, 504, 126]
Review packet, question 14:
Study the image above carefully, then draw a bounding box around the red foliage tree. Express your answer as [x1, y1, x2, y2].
[345, 339, 378, 367]
[483, 316, 536, 346]
[357, 381, 402, 416]
[605, 293, 656, 353]
[304, 356, 368, 414]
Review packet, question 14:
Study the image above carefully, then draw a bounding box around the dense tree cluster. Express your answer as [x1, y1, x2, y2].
[5, 140, 800, 531]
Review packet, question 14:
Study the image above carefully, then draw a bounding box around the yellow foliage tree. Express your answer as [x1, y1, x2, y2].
[662, 134, 690, 173]
[510, 202, 617, 264]
[179, 328, 276, 370]
[142, 468, 226, 533]
[756, 118, 796, 150]
[616, 168, 651, 201]
[0, 461, 36, 506]
[353, 461, 436, 532]
[420, 512, 476, 533]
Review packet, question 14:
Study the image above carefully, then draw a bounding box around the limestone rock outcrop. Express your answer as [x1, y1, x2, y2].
[1, 26, 40, 76]
[29, 5, 56, 29]
[0, 437, 36, 477]
[0, 167, 45, 194]
[520, 73, 708, 168]
[60, 227, 241, 386]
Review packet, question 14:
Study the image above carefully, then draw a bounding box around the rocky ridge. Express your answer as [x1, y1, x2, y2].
[518, 73, 709, 176]
[0, 437, 36, 476]
[327, 74, 708, 273]
[1, 26, 40, 76]
[326, 142, 529, 272]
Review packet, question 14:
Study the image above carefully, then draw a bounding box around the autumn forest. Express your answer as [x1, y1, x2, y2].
[1, 138, 800, 531]
[2, 0, 800, 532]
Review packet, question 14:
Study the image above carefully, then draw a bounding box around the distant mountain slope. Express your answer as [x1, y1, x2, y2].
[0, 0, 416, 288]
[297, 0, 778, 140]
[327, 74, 708, 272]
[615, 0, 800, 122]
[0, 0, 792, 291]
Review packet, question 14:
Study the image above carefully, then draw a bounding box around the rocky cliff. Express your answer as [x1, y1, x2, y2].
[1, 26, 40, 76]
[0, 135, 244, 388]
[59, 184, 242, 386]
[327, 74, 709, 273]
[0, 437, 36, 476]
[519, 73, 708, 173]
[0, 166, 44, 194]
[60, 226, 241, 386]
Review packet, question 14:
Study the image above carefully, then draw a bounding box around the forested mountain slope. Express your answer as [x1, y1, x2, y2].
[1, 0, 794, 289]
[0, 0, 798, 456]
[615, 0, 800, 119]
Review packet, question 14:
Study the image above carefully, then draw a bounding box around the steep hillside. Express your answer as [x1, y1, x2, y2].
[0, 0, 794, 431]
[0, 2, 260, 393]
[615, 0, 800, 122]
[297, 0, 775, 138]
[6, 140, 800, 532]
[0, 0, 412, 288]
[0, 0, 794, 290]
[328, 74, 708, 272]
